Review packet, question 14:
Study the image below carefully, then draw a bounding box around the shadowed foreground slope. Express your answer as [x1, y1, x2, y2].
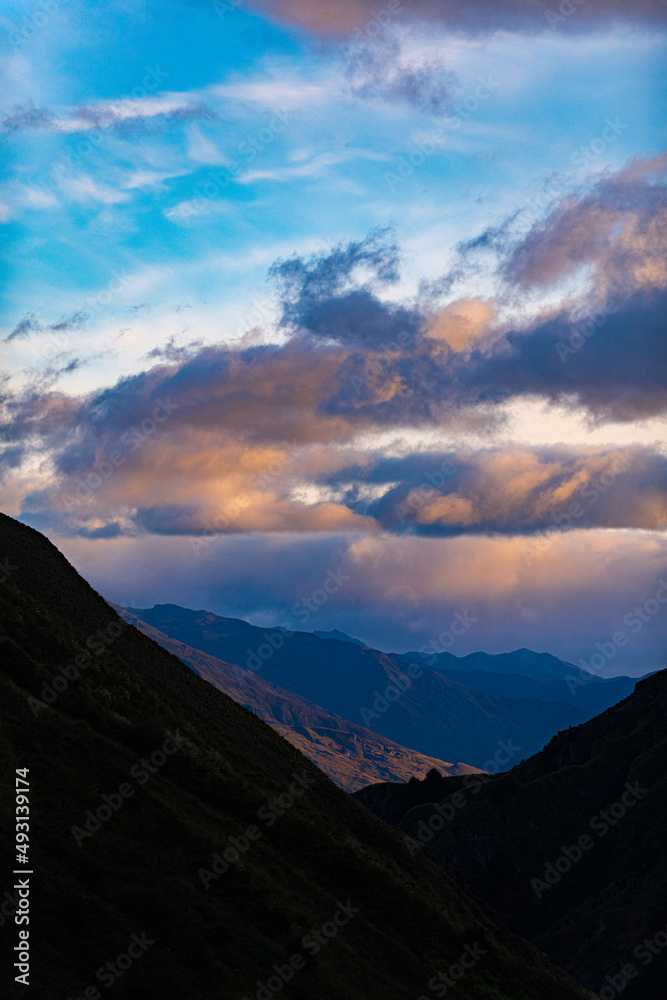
[356, 671, 667, 999]
[0, 514, 589, 1000]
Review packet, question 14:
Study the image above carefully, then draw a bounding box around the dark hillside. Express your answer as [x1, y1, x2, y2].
[0, 513, 589, 1000]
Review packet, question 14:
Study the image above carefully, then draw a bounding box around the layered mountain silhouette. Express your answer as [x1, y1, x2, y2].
[356, 670, 667, 999]
[113, 604, 479, 792]
[128, 604, 608, 769]
[395, 647, 646, 717]
[0, 512, 592, 999]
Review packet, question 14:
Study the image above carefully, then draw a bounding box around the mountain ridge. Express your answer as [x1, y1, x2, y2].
[129, 603, 593, 768]
[113, 603, 480, 792]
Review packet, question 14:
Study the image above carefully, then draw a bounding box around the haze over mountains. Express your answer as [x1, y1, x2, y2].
[127, 603, 645, 773]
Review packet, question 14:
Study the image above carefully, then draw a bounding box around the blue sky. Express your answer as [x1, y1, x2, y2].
[1, 0, 666, 670]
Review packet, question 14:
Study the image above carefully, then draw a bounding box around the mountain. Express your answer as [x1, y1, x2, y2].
[421, 667, 643, 717]
[313, 629, 365, 646]
[113, 604, 479, 792]
[0, 512, 592, 1000]
[396, 646, 646, 713]
[355, 670, 667, 999]
[398, 647, 582, 683]
[130, 604, 590, 768]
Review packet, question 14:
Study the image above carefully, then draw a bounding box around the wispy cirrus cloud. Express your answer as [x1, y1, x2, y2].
[1, 93, 215, 135]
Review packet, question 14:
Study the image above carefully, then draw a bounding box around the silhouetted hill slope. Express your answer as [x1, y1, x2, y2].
[113, 604, 480, 792]
[131, 604, 589, 768]
[356, 671, 667, 999]
[0, 513, 590, 1000]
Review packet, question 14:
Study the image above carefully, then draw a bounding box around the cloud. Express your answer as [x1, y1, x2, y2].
[459, 286, 667, 422]
[4, 166, 665, 543]
[324, 446, 667, 535]
[250, 0, 667, 36]
[503, 153, 667, 298]
[270, 227, 420, 347]
[1, 102, 54, 133]
[1, 94, 214, 135]
[5, 313, 41, 342]
[4, 311, 87, 343]
[345, 31, 458, 115]
[51, 528, 667, 674]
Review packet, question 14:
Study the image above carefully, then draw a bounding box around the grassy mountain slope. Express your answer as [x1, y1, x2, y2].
[114, 604, 480, 792]
[356, 671, 667, 998]
[0, 513, 590, 1000]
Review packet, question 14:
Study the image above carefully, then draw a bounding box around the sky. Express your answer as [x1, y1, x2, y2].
[1, 0, 666, 674]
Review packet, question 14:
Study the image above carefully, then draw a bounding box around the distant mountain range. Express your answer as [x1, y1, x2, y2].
[356, 668, 667, 1000]
[113, 604, 479, 792]
[0, 512, 591, 1000]
[127, 603, 643, 770]
[395, 647, 647, 716]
